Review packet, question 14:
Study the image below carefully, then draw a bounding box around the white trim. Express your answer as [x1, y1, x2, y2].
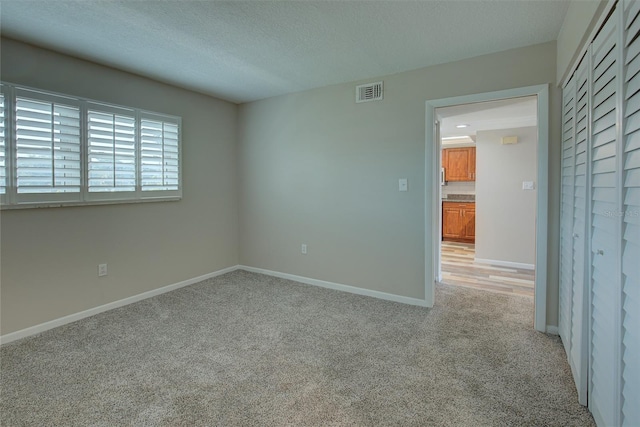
[426, 84, 549, 333]
[0, 265, 239, 346]
[474, 258, 535, 270]
[546, 325, 559, 335]
[240, 265, 429, 307]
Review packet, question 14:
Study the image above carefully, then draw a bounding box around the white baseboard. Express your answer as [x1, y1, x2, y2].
[0, 265, 240, 346]
[2, 264, 428, 346]
[474, 258, 535, 270]
[239, 265, 428, 307]
[546, 325, 559, 335]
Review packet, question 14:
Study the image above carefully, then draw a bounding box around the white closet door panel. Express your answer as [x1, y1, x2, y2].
[592, 124, 617, 147]
[626, 2, 640, 44]
[560, 77, 576, 354]
[620, 230, 639, 426]
[627, 64, 640, 95]
[593, 81, 616, 110]
[625, 50, 640, 80]
[589, 5, 620, 426]
[593, 95, 616, 122]
[626, 107, 640, 133]
[571, 59, 590, 406]
[622, 1, 640, 424]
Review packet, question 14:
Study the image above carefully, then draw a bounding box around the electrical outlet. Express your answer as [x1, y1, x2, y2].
[301, 244, 307, 255]
[98, 264, 108, 277]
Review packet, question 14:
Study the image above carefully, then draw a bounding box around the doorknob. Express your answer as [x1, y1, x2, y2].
[594, 249, 604, 256]
[573, 233, 579, 238]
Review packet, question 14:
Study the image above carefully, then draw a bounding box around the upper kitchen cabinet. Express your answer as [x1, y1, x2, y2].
[443, 147, 476, 181]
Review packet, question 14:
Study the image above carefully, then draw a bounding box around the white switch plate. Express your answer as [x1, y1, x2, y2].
[98, 263, 108, 277]
[522, 181, 535, 190]
[301, 244, 307, 255]
[399, 178, 408, 192]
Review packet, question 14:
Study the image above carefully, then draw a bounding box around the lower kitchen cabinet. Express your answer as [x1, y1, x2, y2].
[442, 202, 475, 243]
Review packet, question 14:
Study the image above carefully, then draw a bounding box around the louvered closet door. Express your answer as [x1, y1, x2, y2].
[571, 57, 590, 406]
[621, 1, 640, 425]
[589, 6, 621, 426]
[559, 76, 576, 357]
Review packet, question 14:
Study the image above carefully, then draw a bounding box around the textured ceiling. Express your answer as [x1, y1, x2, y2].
[0, 1, 569, 103]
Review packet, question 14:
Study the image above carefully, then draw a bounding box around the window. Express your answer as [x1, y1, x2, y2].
[140, 117, 179, 191]
[87, 106, 136, 193]
[15, 91, 81, 195]
[0, 90, 6, 197]
[0, 83, 181, 208]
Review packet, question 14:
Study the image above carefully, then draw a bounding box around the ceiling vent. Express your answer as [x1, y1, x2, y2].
[356, 81, 383, 103]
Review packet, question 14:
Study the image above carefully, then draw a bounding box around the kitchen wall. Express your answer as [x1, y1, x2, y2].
[475, 126, 537, 267]
[0, 38, 239, 335]
[239, 41, 562, 326]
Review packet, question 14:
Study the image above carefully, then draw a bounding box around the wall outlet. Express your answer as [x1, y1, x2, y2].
[522, 181, 535, 190]
[301, 244, 307, 255]
[98, 264, 108, 277]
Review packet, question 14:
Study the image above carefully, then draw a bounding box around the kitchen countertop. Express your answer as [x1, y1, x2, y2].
[442, 194, 475, 202]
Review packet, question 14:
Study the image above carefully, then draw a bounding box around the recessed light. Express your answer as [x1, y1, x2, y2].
[456, 124, 469, 128]
[442, 136, 471, 140]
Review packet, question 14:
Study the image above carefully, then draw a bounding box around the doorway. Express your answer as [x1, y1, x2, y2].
[424, 85, 549, 332]
[438, 97, 537, 298]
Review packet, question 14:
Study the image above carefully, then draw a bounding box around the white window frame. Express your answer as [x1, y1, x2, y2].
[0, 82, 182, 209]
[0, 84, 9, 207]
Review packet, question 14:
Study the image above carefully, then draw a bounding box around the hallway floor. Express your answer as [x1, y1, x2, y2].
[441, 241, 535, 297]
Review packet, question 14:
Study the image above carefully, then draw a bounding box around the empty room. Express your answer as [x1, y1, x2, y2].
[1, 1, 637, 426]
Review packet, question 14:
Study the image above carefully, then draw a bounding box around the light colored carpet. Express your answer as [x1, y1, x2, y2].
[1, 270, 594, 426]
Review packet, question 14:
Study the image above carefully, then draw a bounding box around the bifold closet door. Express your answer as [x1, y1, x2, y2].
[589, 4, 621, 426]
[559, 77, 575, 358]
[560, 55, 590, 408]
[570, 57, 590, 406]
[621, 1, 640, 425]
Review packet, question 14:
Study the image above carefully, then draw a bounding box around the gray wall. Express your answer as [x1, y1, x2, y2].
[556, 0, 608, 85]
[0, 39, 240, 335]
[475, 127, 537, 266]
[238, 41, 562, 326]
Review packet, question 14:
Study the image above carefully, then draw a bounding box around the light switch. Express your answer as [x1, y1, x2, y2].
[522, 181, 535, 190]
[399, 178, 408, 192]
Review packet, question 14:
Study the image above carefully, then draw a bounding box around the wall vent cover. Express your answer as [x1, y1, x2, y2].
[356, 81, 383, 103]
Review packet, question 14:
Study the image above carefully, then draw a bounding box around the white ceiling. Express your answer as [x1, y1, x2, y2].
[438, 96, 538, 141]
[0, 1, 569, 104]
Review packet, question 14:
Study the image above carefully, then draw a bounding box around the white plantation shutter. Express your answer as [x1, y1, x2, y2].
[571, 56, 590, 406]
[621, 1, 640, 425]
[0, 83, 181, 208]
[87, 107, 136, 193]
[140, 116, 180, 191]
[559, 76, 576, 357]
[589, 6, 621, 426]
[15, 91, 81, 198]
[0, 91, 6, 196]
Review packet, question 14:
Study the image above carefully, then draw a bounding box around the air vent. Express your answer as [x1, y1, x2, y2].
[356, 81, 383, 103]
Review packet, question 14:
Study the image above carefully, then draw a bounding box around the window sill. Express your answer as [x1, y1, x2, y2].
[0, 196, 182, 210]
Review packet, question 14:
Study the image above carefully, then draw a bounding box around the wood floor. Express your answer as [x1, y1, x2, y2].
[441, 241, 535, 297]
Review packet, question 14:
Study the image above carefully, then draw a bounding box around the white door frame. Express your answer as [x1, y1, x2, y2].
[425, 84, 549, 333]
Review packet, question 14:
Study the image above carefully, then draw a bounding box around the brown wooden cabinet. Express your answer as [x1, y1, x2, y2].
[442, 202, 475, 243]
[442, 147, 476, 181]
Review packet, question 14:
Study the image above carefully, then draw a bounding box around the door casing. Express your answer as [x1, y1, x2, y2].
[425, 84, 549, 333]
